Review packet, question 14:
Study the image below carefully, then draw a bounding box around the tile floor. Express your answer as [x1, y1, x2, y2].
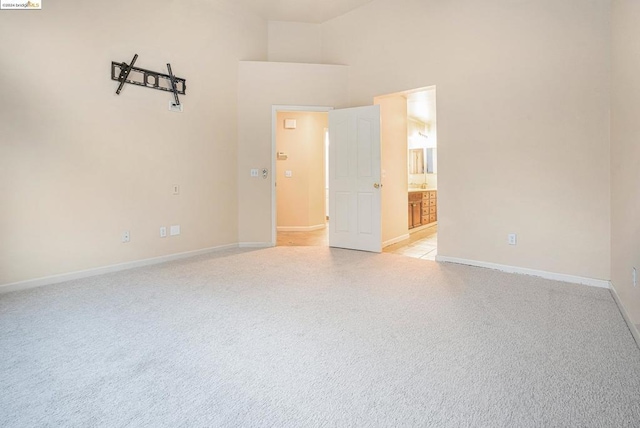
[276, 223, 438, 261]
[382, 225, 438, 260]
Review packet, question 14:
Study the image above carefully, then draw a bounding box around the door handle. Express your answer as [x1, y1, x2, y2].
[374, 183, 382, 189]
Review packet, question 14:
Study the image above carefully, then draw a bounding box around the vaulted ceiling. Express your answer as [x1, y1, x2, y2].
[235, 0, 373, 23]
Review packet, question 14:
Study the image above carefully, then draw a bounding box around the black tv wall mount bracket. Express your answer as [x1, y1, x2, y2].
[111, 54, 186, 108]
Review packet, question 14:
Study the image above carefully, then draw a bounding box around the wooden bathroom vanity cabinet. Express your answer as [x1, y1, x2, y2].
[408, 190, 437, 229]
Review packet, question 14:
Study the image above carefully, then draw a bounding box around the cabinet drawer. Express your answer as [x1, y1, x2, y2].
[421, 216, 430, 224]
[409, 192, 422, 202]
[422, 192, 430, 200]
[429, 199, 436, 206]
[430, 214, 437, 222]
[428, 191, 437, 199]
[429, 206, 436, 214]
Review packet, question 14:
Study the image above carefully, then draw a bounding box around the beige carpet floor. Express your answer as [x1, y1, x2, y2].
[1, 247, 639, 427]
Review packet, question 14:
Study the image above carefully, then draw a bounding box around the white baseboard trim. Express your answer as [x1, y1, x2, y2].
[0, 244, 240, 294]
[238, 242, 274, 248]
[383, 234, 410, 248]
[609, 282, 640, 349]
[277, 224, 326, 232]
[409, 221, 437, 234]
[435, 255, 611, 289]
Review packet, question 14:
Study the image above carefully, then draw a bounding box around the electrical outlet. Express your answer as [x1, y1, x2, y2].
[160, 227, 167, 238]
[285, 170, 292, 178]
[170, 225, 180, 236]
[633, 267, 637, 287]
[508, 233, 517, 245]
[122, 231, 130, 243]
[172, 185, 180, 195]
[250, 169, 259, 177]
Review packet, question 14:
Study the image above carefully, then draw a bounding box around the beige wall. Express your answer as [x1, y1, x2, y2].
[237, 61, 349, 245]
[374, 95, 409, 244]
[0, 0, 266, 286]
[276, 111, 327, 229]
[268, 21, 323, 63]
[322, 0, 611, 280]
[611, 0, 640, 328]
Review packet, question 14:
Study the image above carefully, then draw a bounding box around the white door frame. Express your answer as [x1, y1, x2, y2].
[271, 105, 334, 247]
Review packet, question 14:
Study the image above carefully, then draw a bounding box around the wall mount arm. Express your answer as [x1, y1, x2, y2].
[166, 63, 180, 106]
[115, 54, 138, 95]
[112, 54, 186, 98]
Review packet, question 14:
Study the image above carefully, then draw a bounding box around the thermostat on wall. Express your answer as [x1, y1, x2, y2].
[284, 119, 297, 129]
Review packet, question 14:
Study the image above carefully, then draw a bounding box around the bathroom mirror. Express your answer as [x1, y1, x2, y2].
[426, 148, 435, 174]
[409, 148, 425, 174]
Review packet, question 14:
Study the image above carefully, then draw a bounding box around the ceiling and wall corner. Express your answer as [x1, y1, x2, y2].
[234, 0, 373, 23]
[268, 21, 323, 63]
[262, 0, 374, 64]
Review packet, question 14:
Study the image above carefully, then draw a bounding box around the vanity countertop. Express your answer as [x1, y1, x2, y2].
[408, 188, 437, 193]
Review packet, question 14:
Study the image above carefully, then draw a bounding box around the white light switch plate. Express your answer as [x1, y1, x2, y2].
[285, 170, 292, 178]
[251, 169, 259, 177]
[170, 225, 180, 236]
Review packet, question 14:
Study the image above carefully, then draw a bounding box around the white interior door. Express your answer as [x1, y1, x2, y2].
[329, 105, 382, 252]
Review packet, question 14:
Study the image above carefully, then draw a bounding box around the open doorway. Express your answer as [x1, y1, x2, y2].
[272, 107, 331, 247]
[375, 86, 439, 260]
[271, 104, 383, 252]
[270, 93, 435, 256]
